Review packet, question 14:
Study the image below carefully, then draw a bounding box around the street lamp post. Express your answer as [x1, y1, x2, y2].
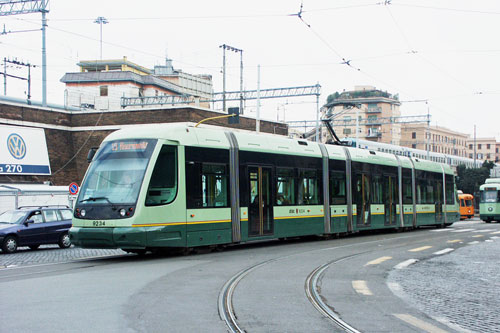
[94, 16, 109, 60]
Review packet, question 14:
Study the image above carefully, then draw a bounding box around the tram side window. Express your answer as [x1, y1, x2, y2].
[445, 175, 454, 204]
[186, 163, 229, 208]
[434, 175, 443, 204]
[403, 177, 412, 204]
[330, 171, 346, 205]
[145, 145, 178, 206]
[298, 169, 321, 205]
[416, 172, 435, 204]
[276, 168, 295, 206]
[202, 164, 229, 208]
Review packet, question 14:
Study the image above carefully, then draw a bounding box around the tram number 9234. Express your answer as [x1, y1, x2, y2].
[92, 221, 106, 227]
[0, 164, 23, 173]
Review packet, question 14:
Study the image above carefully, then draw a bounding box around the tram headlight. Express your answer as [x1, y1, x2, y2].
[80, 209, 86, 217]
[119, 208, 126, 217]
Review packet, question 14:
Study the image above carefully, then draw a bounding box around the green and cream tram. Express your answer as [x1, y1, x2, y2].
[70, 123, 459, 253]
[479, 178, 500, 223]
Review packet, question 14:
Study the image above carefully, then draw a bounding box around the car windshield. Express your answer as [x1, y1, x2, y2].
[78, 139, 157, 205]
[0, 210, 27, 224]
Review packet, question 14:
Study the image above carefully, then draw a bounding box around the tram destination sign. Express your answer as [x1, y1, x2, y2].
[0, 125, 51, 175]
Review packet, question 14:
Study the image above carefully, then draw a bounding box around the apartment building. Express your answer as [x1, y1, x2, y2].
[401, 123, 469, 157]
[61, 56, 212, 110]
[321, 86, 401, 145]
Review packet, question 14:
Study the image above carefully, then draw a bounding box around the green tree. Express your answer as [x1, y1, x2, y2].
[456, 161, 494, 195]
[326, 92, 340, 104]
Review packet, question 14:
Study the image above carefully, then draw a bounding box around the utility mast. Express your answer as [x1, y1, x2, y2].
[0, 0, 49, 106]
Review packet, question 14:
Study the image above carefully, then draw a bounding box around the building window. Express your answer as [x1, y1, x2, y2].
[412, 144, 417, 148]
[412, 132, 416, 139]
[487, 154, 491, 160]
[469, 153, 473, 158]
[469, 144, 473, 149]
[487, 144, 491, 149]
[343, 128, 352, 135]
[478, 144, 482, 150]
[100, 86, 108, 96]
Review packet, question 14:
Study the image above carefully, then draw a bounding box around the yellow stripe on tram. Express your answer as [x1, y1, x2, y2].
[274, 215, 324, 220]
[133, 219, 231, 227]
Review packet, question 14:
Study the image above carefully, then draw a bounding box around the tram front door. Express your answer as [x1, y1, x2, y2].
[248, 166, 274, 237]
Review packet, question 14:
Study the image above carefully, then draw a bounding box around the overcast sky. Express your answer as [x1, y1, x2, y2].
[1, 0, 499, 138]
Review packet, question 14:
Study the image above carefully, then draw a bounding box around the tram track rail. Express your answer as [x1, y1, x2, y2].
[218, 259, 277, 333]
[216, 229, 458, 332]
[305, 254, 364, 333]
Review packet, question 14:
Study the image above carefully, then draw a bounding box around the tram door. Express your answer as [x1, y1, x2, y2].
[248, 166, 274, 237]
[435, 180, 443, 223]
[354, 173, 371, 226]
[384, 175, 397, 226]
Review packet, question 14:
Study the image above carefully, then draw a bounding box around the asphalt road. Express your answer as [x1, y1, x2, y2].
[0, 219, 498, 332]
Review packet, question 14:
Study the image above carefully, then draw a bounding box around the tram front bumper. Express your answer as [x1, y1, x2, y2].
[69, 226, 146, 249]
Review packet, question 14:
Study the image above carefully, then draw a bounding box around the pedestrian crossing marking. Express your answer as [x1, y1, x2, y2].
[394, 314, 448, 333]
[447, 239, 461, 243]
[408, 246, 432, 252]
[352, 280, 373, 296]
[472, 235, 484, 238]
[433, 248, 454, 255]
[394, 259, 419, 270]
[364, 256, 392, 266]
[491, 231, 500, 235]
[451, 228, 475, 233]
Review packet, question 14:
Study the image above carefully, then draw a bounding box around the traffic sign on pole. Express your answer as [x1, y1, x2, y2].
[69, 182, 79, 195]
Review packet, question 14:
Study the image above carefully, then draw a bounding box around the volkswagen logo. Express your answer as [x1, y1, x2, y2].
[7, 133, 26, 160]
[488, 207, 493, 212]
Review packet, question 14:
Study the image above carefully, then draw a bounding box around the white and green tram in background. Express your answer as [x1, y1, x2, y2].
[479, 178, 500, 223]
[70, 123, 459, 253]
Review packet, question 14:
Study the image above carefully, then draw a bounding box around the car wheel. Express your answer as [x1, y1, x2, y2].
[29, 244, 40, 250]
[485, 219, 492, 223]
[2, 236, 18, 254]
[58, 232, 71, 248]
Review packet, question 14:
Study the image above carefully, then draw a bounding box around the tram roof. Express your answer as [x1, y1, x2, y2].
[102, 123, 453, 173]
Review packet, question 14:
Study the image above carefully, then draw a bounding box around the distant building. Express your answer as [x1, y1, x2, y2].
[61, 56, 212, 110]
[400, 123, 469, 157]
[321, 86, 401, 145]
[467, 137, 497, 162]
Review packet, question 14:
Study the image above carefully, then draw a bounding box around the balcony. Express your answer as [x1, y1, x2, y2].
[366, 107, 382, 113]
[366, 132, 382, 138]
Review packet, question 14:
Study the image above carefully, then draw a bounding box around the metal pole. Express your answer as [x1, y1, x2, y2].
[426, 104, 430, 159]
[474, 125, 476, 167]
[41, 6, 47, 107]
[3, 57, 6, 95]
[240, 50, 243, 115]
[27, 64, 31, 103]
[99, 21, 103, 60]
[315, 93, 319, 142]
[222, 45, 226, 112]
[256, 64, 260, 133]
[355, 107, 359, 144]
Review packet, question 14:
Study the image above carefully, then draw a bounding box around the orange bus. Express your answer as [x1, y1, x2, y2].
[458, 193, 474, 220]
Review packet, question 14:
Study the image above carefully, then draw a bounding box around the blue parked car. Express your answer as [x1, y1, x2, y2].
[0, 206, 73, 254]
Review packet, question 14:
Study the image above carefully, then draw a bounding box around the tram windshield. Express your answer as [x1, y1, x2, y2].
[78, 139, 157, 205]
[480, 190, 499, 203]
